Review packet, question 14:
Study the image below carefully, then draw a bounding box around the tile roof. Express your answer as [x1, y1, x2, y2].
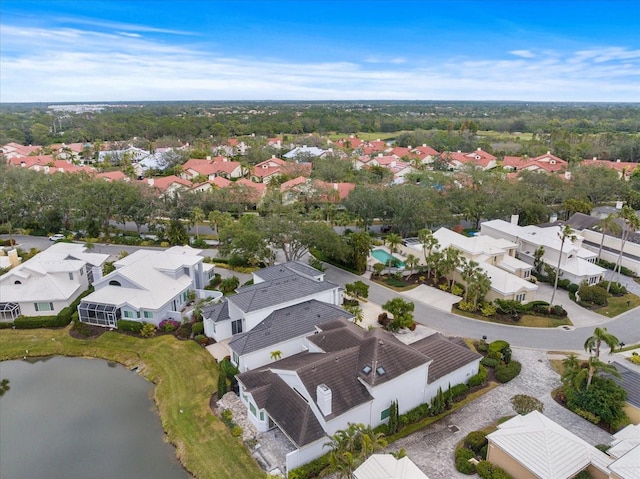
[230, 275, 339, 313]
[409, 333, 481, 382]
[487, 411, 612, 479]
[354, 454, 430, 479]
[608, 444, 640, 479]
[254, 261, 324, 282]
[612, 361, 640, 409]
[202, 299, 230, 323]
[228, 300, 352, 355]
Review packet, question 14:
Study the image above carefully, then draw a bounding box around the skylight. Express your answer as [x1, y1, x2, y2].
[376, 366, 386, 376]
[362, 365, 372, 375]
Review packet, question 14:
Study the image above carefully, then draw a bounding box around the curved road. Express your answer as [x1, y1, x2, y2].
[324, 264, 640, 351]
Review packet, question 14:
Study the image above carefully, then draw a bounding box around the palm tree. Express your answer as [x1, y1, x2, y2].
[191, 206, 205, 239]
[270, 350, 282, 361]
[468, 270, 491, 310]
[596, 214, 621, 261]
[385, 233, 402, 274]
[460, 259, 480, 302]
[582, 356, 621, 390]
[405, 253, 419, 278]
[418, 228, 439, 277]
[584, 327, 620, 359]
[610, 206, 640, 291]
[442, 247, 462, 290]
[549, 225, 576, 310]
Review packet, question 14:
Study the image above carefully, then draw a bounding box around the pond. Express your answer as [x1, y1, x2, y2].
[0, 356, 190, 479]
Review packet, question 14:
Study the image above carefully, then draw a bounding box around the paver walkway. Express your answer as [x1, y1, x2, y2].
[389, 348, 613, 479]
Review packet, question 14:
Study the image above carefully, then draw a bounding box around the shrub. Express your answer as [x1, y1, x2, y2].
[567, 283, 579, 294]
[449, 383, 469, 400]
[578, 283, 609, 306]
[377, 312, 391, 327]
[558, 278, 571, 290]
[627, 354, 640, 365]
[0, 321, 14, 329]
[573, 407, 601, 424]
[117, 319, 143, 333]
[494, 299, 524, 316]
[464, 431, 488, 454]
[191, 322, 204, 335]
[400, 403, 430, 425]
[451, 284, 464, 296]
[231, 426, 243, 437]
[481, 303, 496, 317]
[457, 301, 476, 312]
[476, 339, 489, 353]
[288, 455, 329, 479]
[599, 281, 627, 296]
[481, 357, 499, 368]
[14, 315, 65, 329]
[158, 319, 180, 333]
[140, 323, 156, 338]
[522, 300, 549, 311]
[476, 461, 515, 479]
[489, 340, 510, 361]
[439, 283, 450, 292]
[510, 394, 544, 415]
[468, 365, 488, 387]
[551, 305, 567, 317]
[454, 447, 477, 474]
[495, 361, 521, 383]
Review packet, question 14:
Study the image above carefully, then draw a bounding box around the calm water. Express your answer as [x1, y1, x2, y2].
[0, 356, 190, 479]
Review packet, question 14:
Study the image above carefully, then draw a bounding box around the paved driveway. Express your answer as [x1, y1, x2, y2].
[402, 285, 461, 312]
[389, 348, 613, 479]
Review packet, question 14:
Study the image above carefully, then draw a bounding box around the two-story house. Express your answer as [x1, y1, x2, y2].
[77, 246, 216, 328]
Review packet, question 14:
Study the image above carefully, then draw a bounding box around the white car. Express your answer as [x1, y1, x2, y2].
[49, 234, 66, 241]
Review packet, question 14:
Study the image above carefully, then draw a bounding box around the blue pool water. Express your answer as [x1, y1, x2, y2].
[371, 249, 405, 267]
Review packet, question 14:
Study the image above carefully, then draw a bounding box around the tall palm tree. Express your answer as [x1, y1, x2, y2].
[418, 228, 439, 277]
[405, 253, 419, 278]
[584, 327, 620, 359]
[610, 206, 640, 291]
[549, 224, 576, 310]
[460, 259, 480, 302]
[582, 356, 621, 390]
[442, 247, 462, 290]
[191, 206, 205, 239]
[596, 214, 621, 261]
[385, 233, 402, 274]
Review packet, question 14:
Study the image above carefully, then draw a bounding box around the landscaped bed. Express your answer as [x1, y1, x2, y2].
[0, 327, 264, 479]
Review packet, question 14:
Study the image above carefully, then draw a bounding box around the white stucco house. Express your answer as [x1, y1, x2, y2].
[236, 318, 481, 472]
[77, 246, 217, 328]
[0, 243, 109, 321]
[203, 262, 342, 342]
[481, 219, 606, 286]
[402, 227, 538, 303]
[354, 454, 429, 479]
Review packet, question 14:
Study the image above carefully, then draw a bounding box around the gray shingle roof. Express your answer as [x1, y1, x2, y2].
[231, 275, 339, 313]
[202, 300, 230, 323]
[228, 300, 353, 355]
[612, 361, 640, 409]
[409, 333, 481, 383]
[254, 261, 323, 282]
[238, 369, 326, 447]
[308, 319, 431, 387]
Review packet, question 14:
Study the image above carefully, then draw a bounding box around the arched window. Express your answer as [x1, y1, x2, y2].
[14, 280, 21, 285]
[109, 280, 121, 287]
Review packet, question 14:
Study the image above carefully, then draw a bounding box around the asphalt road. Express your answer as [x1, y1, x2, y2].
[323, 263, 640, 351]
[5, 234, 638, 351]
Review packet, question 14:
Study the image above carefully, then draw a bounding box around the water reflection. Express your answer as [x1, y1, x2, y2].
[0, 356, 189, 479]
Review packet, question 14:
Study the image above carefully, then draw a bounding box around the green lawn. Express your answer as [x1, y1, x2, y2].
[594, 293, 640, 318]
[452, 308, 573, 328]
[0, 328, 265, 479]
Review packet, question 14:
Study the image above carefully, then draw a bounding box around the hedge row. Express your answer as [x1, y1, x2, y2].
[287, 454, 329, 479]
[116, 319, 144, 333]
[468, 365, 488, 387]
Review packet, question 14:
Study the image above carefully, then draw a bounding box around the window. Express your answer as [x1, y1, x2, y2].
[232, 319, 243, 335]
[249, 403, 257, 417]
[380, 408, 390, 420]
[516, 293, 526, 302]
[14, 280, 21, 285]
[259, 411, 264, 421]
[183, 267, 190, 277]
[68, 272, 74, 280]
[123, 310, 134, 319]
[35, 302, 54, 312]
[80, 268, 84, 276]
[144, 311, 153, 319]
[109, 280, 121, 287]
[589, 276, 598, 285]
[523, 270, 530, 278]
[232, 351, 239, 365]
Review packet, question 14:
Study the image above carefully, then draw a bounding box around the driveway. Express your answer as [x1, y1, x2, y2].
[401, 285, 461, 312]
[390, 348, 613, 479]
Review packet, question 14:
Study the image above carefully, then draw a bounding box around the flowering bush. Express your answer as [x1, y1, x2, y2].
[159, 319, 180, 333]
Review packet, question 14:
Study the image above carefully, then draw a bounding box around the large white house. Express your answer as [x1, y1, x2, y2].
[0, 243, 108, 321]
[481, 218, 606, 286]
[401, 227, 538, 303]
[203, 262, 342, 342]
[77, 246, 216, 328]
[237, 318, 481, 472]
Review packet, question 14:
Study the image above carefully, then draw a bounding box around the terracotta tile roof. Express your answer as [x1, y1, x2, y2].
[147, 175, 192, 191]
[413, 145, 440, 156]
[209, 176, 232, 188]
[581, 159, 639, 178]
[96, 171, 128, 181]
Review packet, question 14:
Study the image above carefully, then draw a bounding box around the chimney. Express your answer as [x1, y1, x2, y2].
[408, 145, 412, 150]
[510, 214, 519, 225]
[616, 201, 623, 210]
[378, 153, 383, 157]
[147, 178, 154, 186]
[616, 159, 621, 163]
[422, 143, 427, 147]
[333, 183, 338, 190]
[477, 147, 481, 151]
[8, 249, 21, 268]
[206, 155, 211, 161]
[593, 157, 597, 161]
[550, 213, 558, 223]
[547, 151, 551, 155]
[564, 171, 572, 180]
[376, 138, 381, 142]
[316, 384, 332, 416]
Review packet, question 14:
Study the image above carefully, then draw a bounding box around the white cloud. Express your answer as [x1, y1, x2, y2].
[1, 23, 638, 102]
[509, 50, 536, 58]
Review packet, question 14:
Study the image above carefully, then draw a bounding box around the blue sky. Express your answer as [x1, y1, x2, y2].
[1, 0, 639, 102]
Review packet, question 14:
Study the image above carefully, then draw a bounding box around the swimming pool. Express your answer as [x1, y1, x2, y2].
[371, 248, 405, 268]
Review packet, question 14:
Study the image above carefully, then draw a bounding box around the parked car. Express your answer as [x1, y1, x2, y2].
[49, 234, 65, 241]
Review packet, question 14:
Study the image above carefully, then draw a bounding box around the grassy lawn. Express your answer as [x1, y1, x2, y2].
[326, 131, 407, 142]
[594, 293, 640, 318]
[477, 130, 534, 141]
[452, 308, 573, 328]
[0, 328, 264, 479]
